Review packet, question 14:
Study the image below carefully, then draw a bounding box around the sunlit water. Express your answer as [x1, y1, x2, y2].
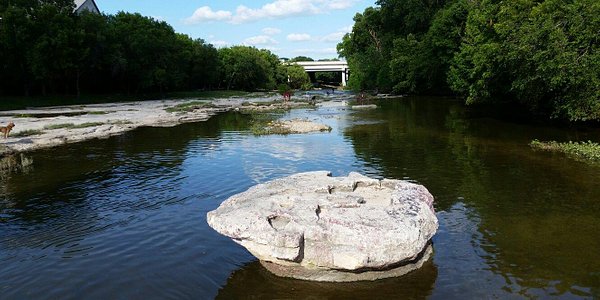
[1, 97, 599, 299]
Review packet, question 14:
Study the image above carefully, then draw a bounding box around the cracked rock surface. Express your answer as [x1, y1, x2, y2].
[207, 171, 438, 281]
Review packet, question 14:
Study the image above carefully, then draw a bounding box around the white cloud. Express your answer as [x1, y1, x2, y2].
[262, 46, 282, 52]
[287, 33, 312, 42]
[318, 25, 353, 42]
[262, 27, 282, 35]
[210, 40, 229, 48]
[232, 0, 320, 24]
[340, 25, 353, 32]
[185, 6, 232, 24]
[243, 35, 278, 46]
[186, 1, 361, 24]
[320, 32, 345, 42]
[291, 47, 338, 54]
[323, 0, 360, 10]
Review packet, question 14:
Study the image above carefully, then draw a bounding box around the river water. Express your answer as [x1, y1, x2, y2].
[1, 97, 599, 299]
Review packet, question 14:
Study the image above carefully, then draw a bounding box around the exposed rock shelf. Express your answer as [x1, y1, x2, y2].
[207, 171, 438, 282]
[0, 95, 315, 155]
[260, 118, 331, 135]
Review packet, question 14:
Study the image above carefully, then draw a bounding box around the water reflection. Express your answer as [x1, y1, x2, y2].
[1, 98, 599, 298]
[217, 259, 438, 299]
[0, 113, 251, 258]
[344, 97, 600, 298]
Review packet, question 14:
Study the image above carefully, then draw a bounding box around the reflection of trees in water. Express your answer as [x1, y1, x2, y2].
[0, 153, 33, 199]
[217, 258, 438, 299]
[0, 112, 252, 254]
[0, 153, 33, 176]
[343, 97, 600, 297]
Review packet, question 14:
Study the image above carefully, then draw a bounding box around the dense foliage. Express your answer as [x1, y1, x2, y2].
[339, 0, 599, 121]
[0, 1, 299, 97]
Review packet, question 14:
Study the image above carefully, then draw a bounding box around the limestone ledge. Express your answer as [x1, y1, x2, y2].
[0, 95, 316, 155]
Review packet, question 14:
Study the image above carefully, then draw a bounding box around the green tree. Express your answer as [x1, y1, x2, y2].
[339, 0, 464, 93]
[0, 1, 297, 100]
[449, 0, 600, 121]
[338, 7, 387, 91]
[107, 12, 189, 93]
[315, 72, 340, 84]
[390, 0, 469, 94]
[289, 56, 314, 62]
[0, 0, 44, 96]
[218, 46, 276, 91]
[284, 64, 310, 89]
[184, 37, 219, 90]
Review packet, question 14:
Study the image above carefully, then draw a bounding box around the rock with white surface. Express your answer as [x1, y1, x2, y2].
[207, 171, 438, 282]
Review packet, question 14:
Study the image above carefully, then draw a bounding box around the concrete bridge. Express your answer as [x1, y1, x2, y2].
[294, 61, 349, 86]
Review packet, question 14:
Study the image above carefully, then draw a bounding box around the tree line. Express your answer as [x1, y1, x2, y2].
[338, 0, 599, 121]
[0, 0, 310, 98]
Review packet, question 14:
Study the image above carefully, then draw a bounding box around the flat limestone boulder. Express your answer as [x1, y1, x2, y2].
[276, 119, 331, 134]
[207, 171, 438, 282]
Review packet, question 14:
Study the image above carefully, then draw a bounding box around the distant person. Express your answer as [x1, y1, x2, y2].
[282, 91, 291, 102]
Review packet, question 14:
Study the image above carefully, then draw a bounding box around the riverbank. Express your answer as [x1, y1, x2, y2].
[530, 140, 600, 164]
[0, 93, 329, 155]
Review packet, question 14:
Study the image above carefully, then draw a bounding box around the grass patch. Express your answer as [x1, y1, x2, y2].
[165, 101, 218, 113]
[11, 129, 45, 137]
[240, 107, 290, 114]
[245, 111, 287, 135]
[43, 122, 104, 130]
[251, 122, 293, 135]
[14, 114, 33, 118]
[73, 122, 104, 128]
[44, 123, 75, 130]
[530, 140, 600, 164]
[239, 100, 315, 113]
[110, 120, 133, 125]
[243, 91, 279, 98]
[87, 111, 108, 115]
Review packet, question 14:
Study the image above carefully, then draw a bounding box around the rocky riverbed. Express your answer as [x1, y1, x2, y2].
[0, 94, 330, 155]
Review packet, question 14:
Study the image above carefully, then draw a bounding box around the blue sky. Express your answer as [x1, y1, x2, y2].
[95, 0, 375, 60]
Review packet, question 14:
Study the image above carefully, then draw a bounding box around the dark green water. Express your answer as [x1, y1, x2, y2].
[1, 97, 599, 299]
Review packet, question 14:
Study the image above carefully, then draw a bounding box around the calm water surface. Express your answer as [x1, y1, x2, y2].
[1, 97, 599, 299]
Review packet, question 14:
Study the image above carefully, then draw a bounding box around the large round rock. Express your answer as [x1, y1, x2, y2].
[207, 171, 438, 282]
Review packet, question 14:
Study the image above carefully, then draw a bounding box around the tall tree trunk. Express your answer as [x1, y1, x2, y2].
[76, 69, 81, 99]
[227, 72, 236, 90]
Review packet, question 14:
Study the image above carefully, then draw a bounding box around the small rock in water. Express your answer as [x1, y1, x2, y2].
[207, 171, 438, 282]
[351, 104, 377, 110]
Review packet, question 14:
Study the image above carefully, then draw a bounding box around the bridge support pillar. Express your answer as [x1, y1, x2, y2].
[341, 69, 348, 87]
